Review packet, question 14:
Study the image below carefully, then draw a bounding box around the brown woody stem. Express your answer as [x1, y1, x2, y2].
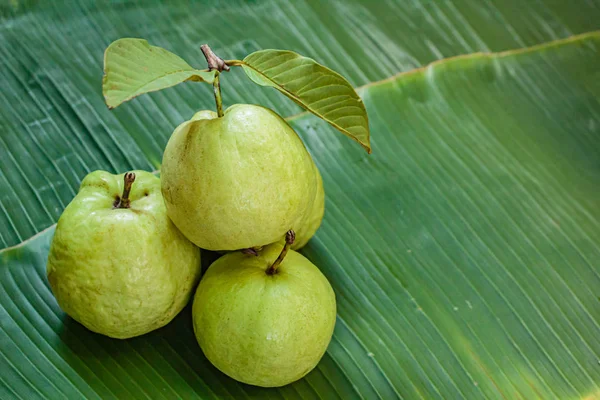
[200, 44, 227, 118]
[201, 44, 230, 72]
[266, 230, 295, 275]
[115, 172, 135, 209]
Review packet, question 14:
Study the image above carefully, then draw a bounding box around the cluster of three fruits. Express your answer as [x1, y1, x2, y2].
[47, 104, 335, 387]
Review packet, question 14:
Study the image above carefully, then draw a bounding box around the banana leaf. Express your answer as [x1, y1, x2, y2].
[2, 26, 600, 398]
[2, 1, 600, 399]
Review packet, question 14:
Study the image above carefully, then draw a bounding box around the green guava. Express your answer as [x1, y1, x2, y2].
[161, 104, 317, 251]
[192, 237, 336, 387]
[46, 170, 201, 339]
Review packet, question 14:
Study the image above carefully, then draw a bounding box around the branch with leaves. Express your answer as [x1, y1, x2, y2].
[102, 38, 371, 153]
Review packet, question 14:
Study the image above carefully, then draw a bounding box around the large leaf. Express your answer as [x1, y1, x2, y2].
[2, 33, 600, 398]
[1, 0, 600, 248]
[102, 38, 215, 109]
[241, 50, 371, 153]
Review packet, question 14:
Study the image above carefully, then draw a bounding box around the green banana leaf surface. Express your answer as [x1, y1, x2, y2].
[1, 1, 600, 399]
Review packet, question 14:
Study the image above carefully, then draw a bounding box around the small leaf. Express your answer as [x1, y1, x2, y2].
[241, 50, 371, 153]
[102, 38, 215, 109]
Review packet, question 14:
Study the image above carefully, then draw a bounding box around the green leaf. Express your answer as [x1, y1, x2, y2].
[102, 38, 215, 109]
[241, 50, 371, 153]
[2, 32, 600, 398]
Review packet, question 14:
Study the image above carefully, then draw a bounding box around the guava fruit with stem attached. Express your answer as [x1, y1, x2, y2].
[47, 170, 201, 339]
[192, 231, 336, 387]
[161, 104, 317, 251]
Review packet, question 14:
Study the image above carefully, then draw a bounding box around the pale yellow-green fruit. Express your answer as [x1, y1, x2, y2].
[292, 164, 324, 250]
[161, 104, 316, 251]
[47, 170, 201, 339]
[192, 242, 336, 387]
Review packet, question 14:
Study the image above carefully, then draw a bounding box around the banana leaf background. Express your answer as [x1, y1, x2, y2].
[1, 1, 600, 398]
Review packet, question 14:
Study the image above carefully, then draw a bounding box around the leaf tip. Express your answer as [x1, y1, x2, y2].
[103, 93, 117, 110]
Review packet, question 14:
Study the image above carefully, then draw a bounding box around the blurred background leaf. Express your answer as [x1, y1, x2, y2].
[1, 1, 599, 399]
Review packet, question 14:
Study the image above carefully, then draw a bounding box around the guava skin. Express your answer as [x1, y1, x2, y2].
[192, 243, 336, 387]
[292, 164, 324, 250]
[47, 170, 201, 339]
[161, 104, 317, 251]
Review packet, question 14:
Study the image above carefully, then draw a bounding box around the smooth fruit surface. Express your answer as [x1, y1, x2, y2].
[161, 104, 316, 251]
[192, 243, 336, 387]
[47, 170, 201, 339]
[292, 164, 324, 250]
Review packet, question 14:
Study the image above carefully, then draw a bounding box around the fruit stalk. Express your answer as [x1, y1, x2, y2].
[115, 172, 135, 209]
[212, 73, 224, 117]
[201, 44, 228, 118]
[266, 230, 295, 275]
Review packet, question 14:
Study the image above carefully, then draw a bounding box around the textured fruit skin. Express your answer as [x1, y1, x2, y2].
[292, 164, 324, 250]
[47, 170, 201, 339]
[161, 104, 316, 251]
[192, 243, 336, 387]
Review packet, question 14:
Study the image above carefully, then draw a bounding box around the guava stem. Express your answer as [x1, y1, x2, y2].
[115, 172, 135, 209]
[200, 44, 230, 72]
[200, 44, 227, 118]
[213, 72, 224, 118]
[266, 230, 295, 275]
[242, 248, 258, 256]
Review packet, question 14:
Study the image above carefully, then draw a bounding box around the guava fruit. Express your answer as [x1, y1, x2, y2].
[161, 104, 316, 251]
[47, 170, 201, 339]
[192, 232, 336, 387]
